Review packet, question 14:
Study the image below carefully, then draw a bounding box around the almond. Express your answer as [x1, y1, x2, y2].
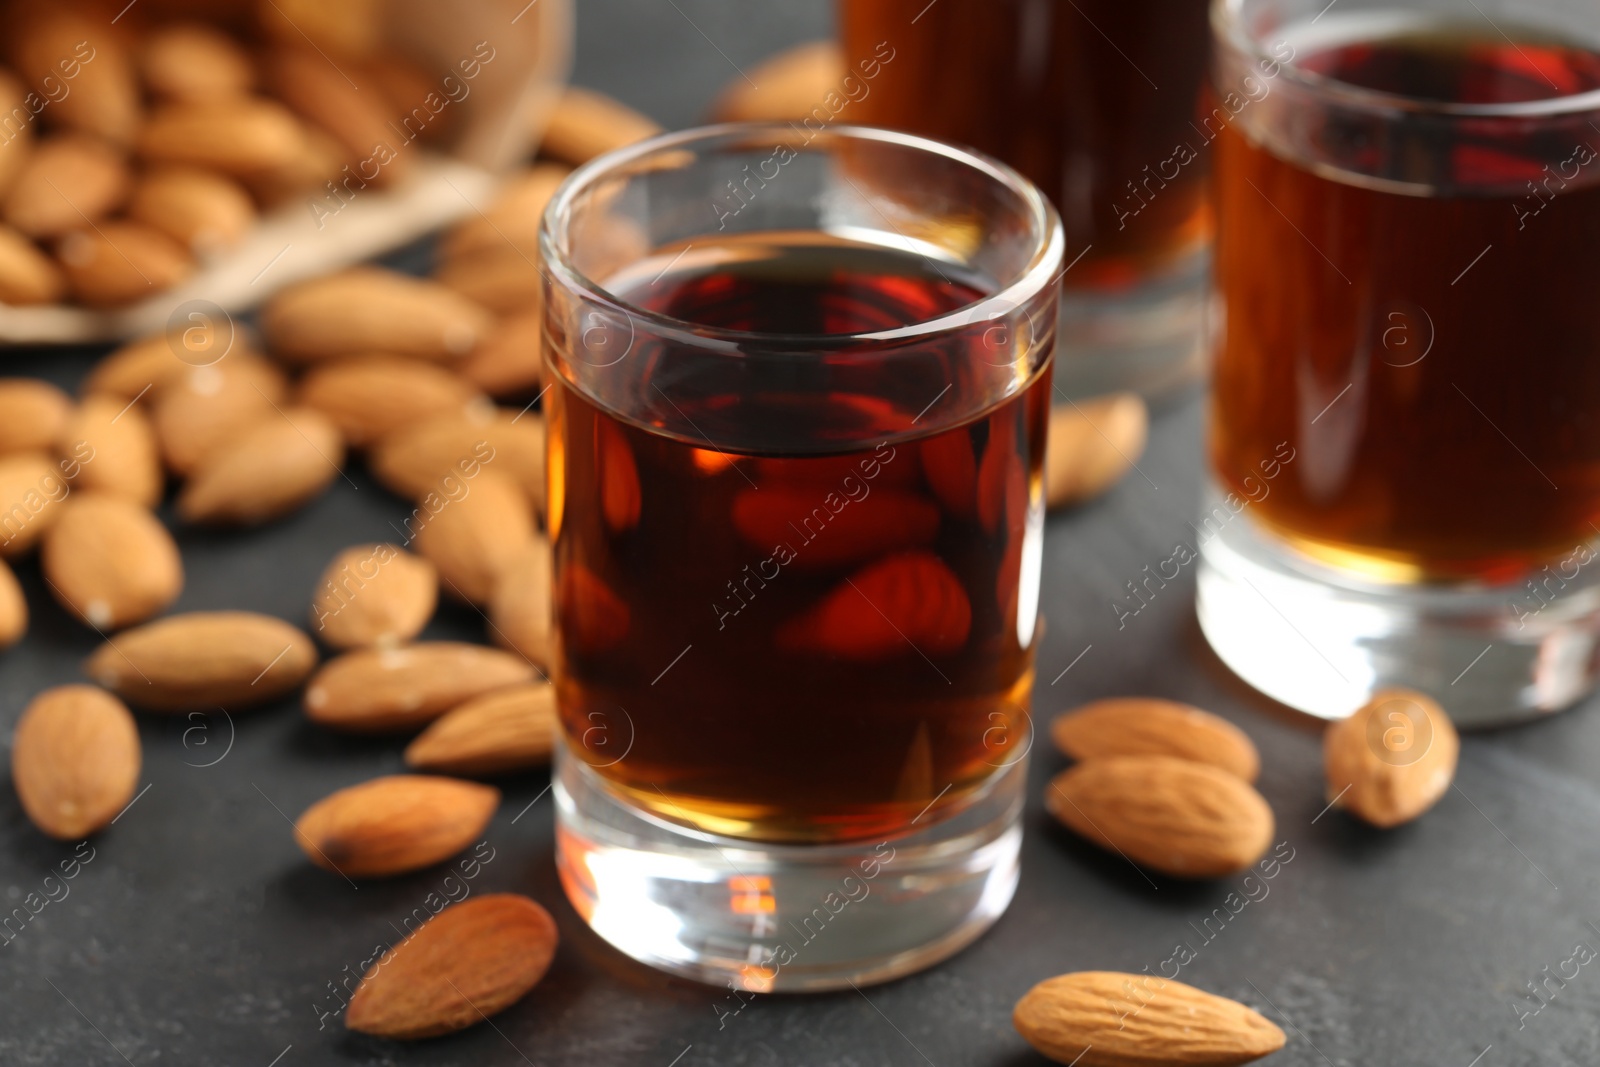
[151, 357, 289, 476]
[414, 470, 534, 605]
[1052, 698, 1261, 783]
[57, 221, 194, 307]
[245, 123, 345, 204]
[138, 97, 309, 177]
[404, 683, 557, 776]
[0, 556, 25, 647]
[178, 407, 345, 525]
[85, 610, 317, 712]
[459, 309, 544, 398]
[4, 134, 131, 238]
[370, 409, 544, 511]
[0, 70, 33, 198]
[304, 642, 535, 733]
[732, 486, 939, 570]
[257, 0, 382, 59]
[1047, 757, 1273, 879]
[261, 267, 494, 365]
[58, 394, 164, 507]
[439, 164, 569, 264]
[488, 535, 552, 668]
[710, 41, 845, 123]
[264, 45, 408, 185]
[0, 451, 69, 557]
[296, 358, 486, 448]
[0, 378, 71, 455]
[128, 167, 256, 257]
[11, 685, 140, 840]
[345, 893, 557, 1039]
[85, 330, 254, 400]
[434, 249, 543, 317]
[139, 22, 255, 101]
[1047, 394, 1148, 509]
[1324, 688, 1459, 828]
[1014, 971, 1285, 1067]
[11, 10, 141, 144]
[0, 224, 65, 304]
[41, 491, 183, 629]
[557, 563, 629, 656]
[293, 774, 498, 879]
[778, 551, 970, 659]
[539, 87, 662, 165]
[310, 543, 437, 650]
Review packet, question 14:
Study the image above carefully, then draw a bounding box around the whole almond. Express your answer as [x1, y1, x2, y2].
[257, 0, 382, 58]
[294, 774, 498, 878]
[405, 683, 556, 776]
[1052, 698, 1261, 783]
[85, 610, 317, 712]
[1324, 688, 1459, 828]
[244, 123, 345, 205]
[1046, 756, 1273, 879]
[345, 893, 557, 1039]
[304, 642, 536, 733]
[265, 45, 408, 185]
[261, 267, 493, 365]
[57, 221, 194, 307]
[439, 164, 569, 264]
[4, 134, 131, 238]
[41, 492, 182, 629]
[488, 535, 552, 668]
[371, 409, 544, 512]
[85, 330, 255, 400]
[296, 358, 486, 448]
[539, 87, 662, 165]
[139, 22, 254, 101]
[128, 167, 256, 257]
[460, 310, 544, 398]
[1014, 971, 1285, 1067]
[11, 11, 141, 144]
[310, 543, 437, 650]
[0, 378, 71, 455]
[1048, 394, 1148, 510]
[58, 394, 164, 507]
[11, 685, 140, 840]
[138, 98, 309, 177]
[434, 249, 543, 317]
[178, 407, 345, 526]
[0, 451, 69, 557]
[414, 470, 534, 605]
[0, 224, 65, 304]
[711, 41, 845, 123]
[0, 556, 26, 647]
[152, 357, 289, 476]
[0, 70, 33, 198]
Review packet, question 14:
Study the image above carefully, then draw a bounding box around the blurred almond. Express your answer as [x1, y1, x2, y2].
[434, 248, 542, 316]
[1324, 688, 1459, 828]
[345, 893, 557, 1039]
[128, 167, 256, 256]
[1052, 698, 1261, 782]
[370, 409, 544, 512]
[262, 268, 494, 365]
[139, 22, 254, 101]
[0, 378, 71, 455]
[138, 97, 309, 177]
[710, 41, 844, 123]
[540, 87, 661, 165]
[265, 45, 408, 185]
[0, 70, 33, 198]
[57, 221, 194, 307]
[414, 469, 533, 605]
[1047, 393, 1148, 509]
[439, 164, 569, 264]
[151, 356, 287, 476]
[1046, 756, 1274, 879]
[58, 394, 164, 507]
[294, 774, 497, 879]
[404, 683, 556, 777]
[11, 9, 141, 144]
[85, 610, 317, 712]
[84, 330, 252, 400]
[0, 451, 68, 557]
[460, 309, 543, 398]
[178, 407, 345, 525]
[11, 685, 140, 840]
[4, 134, 130, 238]
[310, 543, 437, 650]
[488, 534, 552, 668]
[0, 224, 65, 304]
[0, 556, 25, 647]
[257, 0, 381, 58]
[304, 642, 535, 733]
[296, 358, 486, 448]
[41, 491, 182, 629]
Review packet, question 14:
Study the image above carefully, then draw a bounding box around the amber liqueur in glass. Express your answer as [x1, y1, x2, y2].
[1211, 22, 1600, 582]
[546, 238, 1049, 843]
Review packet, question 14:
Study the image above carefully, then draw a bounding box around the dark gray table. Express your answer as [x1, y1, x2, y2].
[3, 3, 1597, 1064]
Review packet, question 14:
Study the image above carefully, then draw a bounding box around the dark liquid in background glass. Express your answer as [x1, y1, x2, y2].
[840, 0, 1213, 286]
[1211, 21, 1600, 582]
[547, 239, 1050, 843]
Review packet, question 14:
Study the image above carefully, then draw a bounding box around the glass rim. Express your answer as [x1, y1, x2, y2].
[539, 121, 1065, 350]
[1213, 0, 1600, 119]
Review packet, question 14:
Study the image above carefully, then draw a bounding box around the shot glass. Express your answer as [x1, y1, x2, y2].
[540, 124, 1062, 989]
[1197, 0, 1600, 724]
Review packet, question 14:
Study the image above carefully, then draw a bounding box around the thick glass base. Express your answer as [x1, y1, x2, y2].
[1054, 248, 1210, 404]
[1196, 495, 1600, 727]
[554, 740, 1024, 992]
